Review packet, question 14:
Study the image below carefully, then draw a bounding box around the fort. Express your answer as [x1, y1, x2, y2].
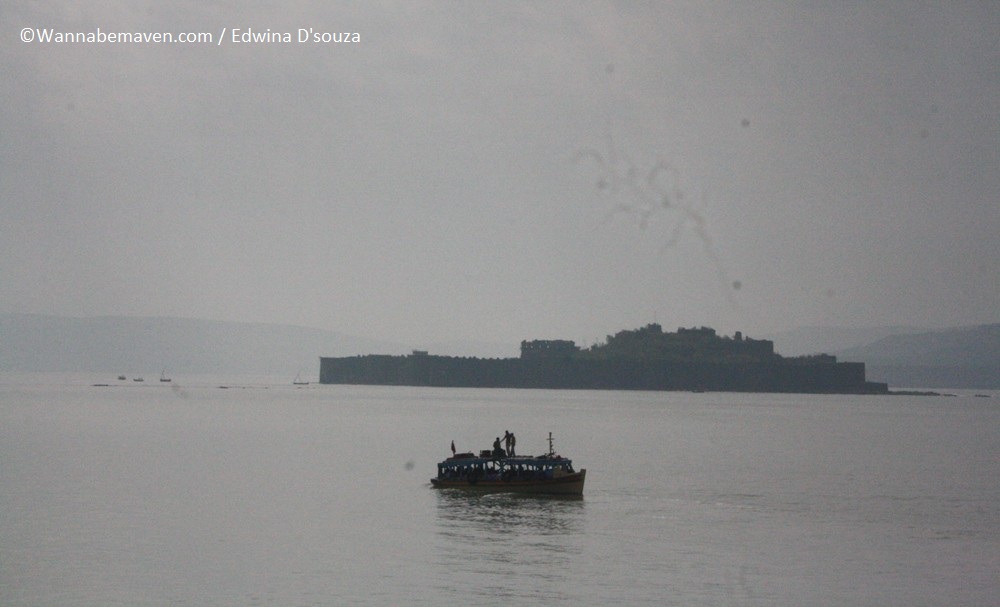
[319, 324, 889, 394]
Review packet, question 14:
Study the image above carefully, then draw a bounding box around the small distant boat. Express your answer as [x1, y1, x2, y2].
[117, 375, 127, 381]
[431, 433, 586, 495]
[160, 370, 171, 383]
[133, 377, 144, 382]
[293, 372, 309, 385]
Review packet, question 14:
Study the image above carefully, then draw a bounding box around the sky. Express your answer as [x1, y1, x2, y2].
[3, 2, 998, 349]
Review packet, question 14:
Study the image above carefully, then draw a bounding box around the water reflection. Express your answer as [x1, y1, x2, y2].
[433, 490, 586, 600]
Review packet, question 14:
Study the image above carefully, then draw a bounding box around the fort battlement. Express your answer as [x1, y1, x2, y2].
[319, 325, 888, 394]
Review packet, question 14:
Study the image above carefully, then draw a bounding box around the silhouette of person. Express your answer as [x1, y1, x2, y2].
[451, 440, 456, 456]
[509, 433, 516, 457]
[503, 430, 512, 456]
[493, 437, 504, 459]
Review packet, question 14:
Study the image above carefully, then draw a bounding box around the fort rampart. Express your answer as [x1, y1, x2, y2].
[319, 353, 886, 393]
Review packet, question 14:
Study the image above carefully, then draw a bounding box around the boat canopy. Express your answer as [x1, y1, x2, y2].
[436, 454, 575, 475]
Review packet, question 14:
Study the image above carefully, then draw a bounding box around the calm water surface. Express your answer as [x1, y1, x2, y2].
[1, 374, 997, 606]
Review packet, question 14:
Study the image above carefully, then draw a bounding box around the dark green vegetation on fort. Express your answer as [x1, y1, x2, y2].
[320, 324, 889, 394]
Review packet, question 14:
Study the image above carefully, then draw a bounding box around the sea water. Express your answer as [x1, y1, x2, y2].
[1, 374, 997, 606]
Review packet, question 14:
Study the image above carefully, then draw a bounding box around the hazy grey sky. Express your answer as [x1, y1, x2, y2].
[4, 2, 998, 347]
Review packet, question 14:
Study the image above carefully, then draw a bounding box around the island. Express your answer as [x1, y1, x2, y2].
[319, 324, 889, 394]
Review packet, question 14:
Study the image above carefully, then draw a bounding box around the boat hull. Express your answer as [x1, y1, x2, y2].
[431, 469, 586, 495]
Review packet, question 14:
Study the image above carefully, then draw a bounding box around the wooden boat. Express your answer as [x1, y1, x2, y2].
[431, 433, 586, 496]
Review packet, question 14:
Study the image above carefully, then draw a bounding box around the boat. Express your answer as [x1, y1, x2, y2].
[293, 372, 309, 385]
[117, 375, 127, 381]
[430, 433, 586, 496]
[160, 370, 171, 383]
[133, 377, 144, 382]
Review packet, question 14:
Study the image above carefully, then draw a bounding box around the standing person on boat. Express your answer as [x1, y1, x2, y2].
[503, 430, 512, 456]
[451, 440, 456, 457]
[493, 437, 504, 459]
[509, 432, 516, 457]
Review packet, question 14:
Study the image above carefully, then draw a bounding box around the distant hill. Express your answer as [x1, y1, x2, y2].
[3, 315, 994, 388]
[836, 324, 999, 389]
[767, 325, 923, 357]
[0, 314, 409, 376]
